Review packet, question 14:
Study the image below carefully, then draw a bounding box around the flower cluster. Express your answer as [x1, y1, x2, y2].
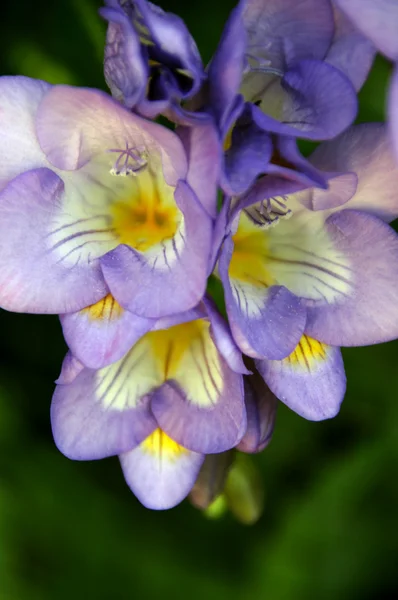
[1, 0, 398, 514]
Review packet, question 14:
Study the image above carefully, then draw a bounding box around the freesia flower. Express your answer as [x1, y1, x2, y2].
[216, 123, 398, 419]
[206, 0, 374, 196]
[2, 0, 396, 517]
[100, 0, 206, 122]
[0, 78, 218, 318]
[335, 0, 398, 159]
[52, 301, 247, 509]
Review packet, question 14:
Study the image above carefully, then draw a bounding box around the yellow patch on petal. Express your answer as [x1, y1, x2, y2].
[286, 335, 328, 371]
[96, 319, 223, 411]
[229, 212, 274, 288]
[110, 169, 180, 252]
[146, 320, 223, 407]
[142, 428, 187, 460]
[223, 126, 233, 152]
[83, 294, 124, 321]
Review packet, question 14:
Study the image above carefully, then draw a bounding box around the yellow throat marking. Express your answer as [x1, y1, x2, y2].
[110, 169, 180, 252]
[229, 212, 275, 287]
[96, 319, 223, 412]
[286, 335, 328, 371]
[142, 428, 187, 459]
[83, 294, 124, 321]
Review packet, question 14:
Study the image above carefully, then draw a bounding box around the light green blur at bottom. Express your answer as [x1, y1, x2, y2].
[203, 455, 265, 525]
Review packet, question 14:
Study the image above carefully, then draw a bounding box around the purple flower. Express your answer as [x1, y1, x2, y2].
[213, 0, 363, 139]
[236, 367, 277, 453]
[100, 0, 206, 121]
[216, 123, 398, 419]
[335, 0, 398, 160]
[325, 2, 376, 92]
[52, 301, 247, 509]
[207, 0, 375, 196]
[0, 78, 219, 318]
[334, 0, 398, 62]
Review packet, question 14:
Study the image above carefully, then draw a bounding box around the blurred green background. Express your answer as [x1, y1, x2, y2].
[0, 1, 397, 599]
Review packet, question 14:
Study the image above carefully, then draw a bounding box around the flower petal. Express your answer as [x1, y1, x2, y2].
[243, 0, 334, 69]
[55, 352, 85, 385]
[133, 0, 204, 97]
[268, 136, 328, 189]
[204, 297, 250, 375]
[209, 195, 231, 273]
[100, 3, 147, 108]
[231, 174, 308, 220]
[256, 335, 346, 421]
[51, 344, 160, 460]
[237, 370, 277, 453]
[299, 171, 358, 212]
[309, 123, 398, 222]
[151, 377, 245, 455]
[36, 85, 186, 183]
[221, 107, 274, 196]
[0, 168, 107, 314]
[177, 122, 221, 219]
[208, 0, 246, 130]
[335, 0, 398, 60]
[261, 203, 353, 305]
[101, 181, 212, 318]
[149, 316, 247, 454]
[389, 64, 398, 162]
[60, 294, 155, 369]
[250, 60, 358, 140]
[0, 76, 50, 190]
[325, 4, 375, 91]
[120, 429, 204, 510]
[306, 210, 398, 346]
[219, 234, 307, 360]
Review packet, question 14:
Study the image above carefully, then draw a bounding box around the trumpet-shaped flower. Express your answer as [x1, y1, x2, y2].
[216, 123, 398, 417]
[0, 78, 217, 318]
[206, 0, 376, 196]
[100, 0, 205, 121]
[211, 0, 365, 140]
[52, 301, 247, 509]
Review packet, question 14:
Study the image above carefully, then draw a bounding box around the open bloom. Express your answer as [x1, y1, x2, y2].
[211, 0, 369, 138]
[0, 78, 218, 318]
[216, 123, 398, 418]
[206, 0, 374, 196]
[52, 301, 247, 509]
[100, 0, 206, 122]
